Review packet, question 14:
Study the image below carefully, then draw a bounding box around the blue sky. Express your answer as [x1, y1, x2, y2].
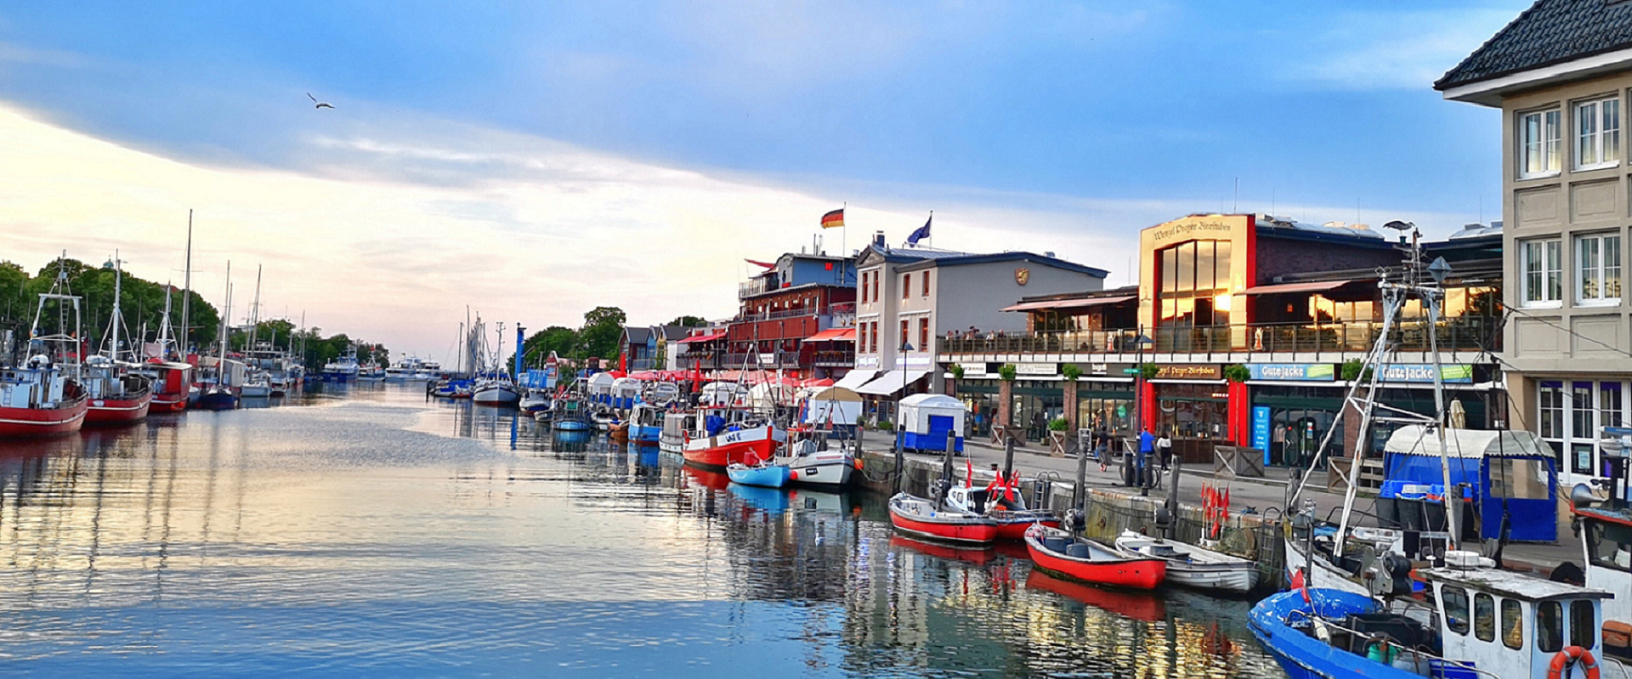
[0, 1, 1526, 356]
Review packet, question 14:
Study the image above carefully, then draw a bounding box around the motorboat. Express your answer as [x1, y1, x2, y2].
[139, 359, 194, 413]
[471, 378, 520, 405]
[679, 407, 786, 470]
[659, 411, 694, 454]
[768, 438, 856, 489]
[240, 370, 273, 398]
[82, 356, 152, 425]
[1023, 524, 1166, 590]
[888, 492, 998, 545]
[1113, 531, 1259, 593]
[726, 462, 791, 488]
[943, 474, 1057, 540]
[321, 347, 360, 383]
[628, 402, 664, 444]
[519, 389, 550, 414]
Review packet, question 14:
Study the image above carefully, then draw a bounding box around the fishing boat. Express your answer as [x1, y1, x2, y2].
[1025, 524, 1166, 590]
[1569, 431, 1632, 660]
[659, 411, 694, 453]
[1113, 531, 1259, 593]
[726, 461, 791, 488]
[0, 358, 89, 438]
[471, 377, 519, 405]
[240, 371, 273, 397]
[943, 470, 1058, 539]
[550, 398, 592, 431]
[141, 359, 194, 412]
[888, 492, 998, 545]
[321, 346, 360, 383]
[518, 389, 550, 414]
[628, 402, 664, 444]
[680, 412, 786, 470]
[82, 357, 152, 425]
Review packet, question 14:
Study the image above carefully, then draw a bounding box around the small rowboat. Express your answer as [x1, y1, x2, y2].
[1113, 530, 1259, 593]
[888, 493, 998, 545]
[1024, 524, 1166, 590]
[727, 462, 790, 488]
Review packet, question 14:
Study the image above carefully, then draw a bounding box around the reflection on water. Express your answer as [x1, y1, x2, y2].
[0, 386, 1284, 677]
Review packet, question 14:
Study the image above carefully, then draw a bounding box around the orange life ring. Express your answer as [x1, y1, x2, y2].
[1548, 646, 1600, 679]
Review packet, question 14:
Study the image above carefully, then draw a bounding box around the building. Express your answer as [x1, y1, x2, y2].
[723, 251, 857, 380]
[941, 213, 1505, 460]
[847, 232, 1109, 420]
[1437, 0, 1632, 485]
[618, 325, 692, 372]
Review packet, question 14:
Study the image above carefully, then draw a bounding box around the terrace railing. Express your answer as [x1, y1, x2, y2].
[939, 317, 1500, 359]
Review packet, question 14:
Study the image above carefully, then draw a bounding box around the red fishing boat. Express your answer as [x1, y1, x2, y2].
[83, 358, 152, 425]
[680, 407, 786, 470]
[944, 466, 1059, 540]
[888, 492, 999, 545]
[0, 362, 89, 438]
[142, 360, 194, 412]
[1024, 524, 1166, 590]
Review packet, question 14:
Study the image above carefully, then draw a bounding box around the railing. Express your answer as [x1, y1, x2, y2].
[812, 350, 854, 365]
[733, 308, 829, 323]
[940, 317, 1501, 358]
[720, 352, 802, 369]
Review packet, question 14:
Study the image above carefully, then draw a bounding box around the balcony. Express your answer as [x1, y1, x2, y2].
[939, 317, 1501, 362]
[812, 350, 855, 366]
[721, 352, 802, 369]
[738, 275, 780, 299]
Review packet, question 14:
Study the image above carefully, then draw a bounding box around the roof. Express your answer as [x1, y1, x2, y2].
[858, 244, 1110, 278]
[1420, 566, 1613, 601]
[1244, 280, 1354, 296]
[855, 369, 932, 396]
[802, 327, 856, 343]
[658, 325, 692, 341]
[1001, 295, 1136, 312]
[900, 393, 964, 408]
[1383, 425, 1550, 459]
[623, 327, 652, 345]
[1435, 0, 1632, 93]
[833, 369, 878, 391]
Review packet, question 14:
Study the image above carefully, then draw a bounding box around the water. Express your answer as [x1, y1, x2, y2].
[0, 385, 1286, 677]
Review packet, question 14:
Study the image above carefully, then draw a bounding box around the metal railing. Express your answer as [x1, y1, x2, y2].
[940, 317, 1500, 358]
[812, 350, 854, 365]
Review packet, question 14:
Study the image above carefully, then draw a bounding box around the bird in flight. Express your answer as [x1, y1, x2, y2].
[307, 93, 335, 110]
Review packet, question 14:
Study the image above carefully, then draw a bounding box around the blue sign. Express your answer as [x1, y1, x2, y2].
[1246, 363, 1335, 381]
[1252, 406, 1272, 465]
[1378, 364, 1473, 384]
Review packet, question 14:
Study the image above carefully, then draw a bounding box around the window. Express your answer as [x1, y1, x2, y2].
[860, 272, 869, 304]
[1586, 519, 1632, 572]
[919, 317, 929, 353]
[1475, 593, 1496, 642]
[1520, 108, 1562, 177]
[870, 322, 878, 354]
[1574, 382, 1596, 474]
[902, 274, 911, 299]
[922, 270, 931, 296]
[1444, 586, 1470, 635]
[1156, 239, 1232, 329]
[1577, 233, 1622, 304]
[1537, 600, 1563, 653]
[1570, 600, 1596, 648]
[1521, 239, 1563, 306]
[1502, 599, 1524, 650]
[1577, 97, 1621, 169]
[872, 272, 879, 303]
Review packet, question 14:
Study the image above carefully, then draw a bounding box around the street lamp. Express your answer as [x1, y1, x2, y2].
[896, 340, 914, 451]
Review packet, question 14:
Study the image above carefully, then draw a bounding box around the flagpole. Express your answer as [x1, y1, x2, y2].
[842, 201, 847, 260]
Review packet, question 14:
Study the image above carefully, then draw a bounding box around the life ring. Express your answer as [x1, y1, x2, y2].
[1548, 646, 1600, 679]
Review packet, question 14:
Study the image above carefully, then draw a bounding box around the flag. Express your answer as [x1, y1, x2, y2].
[907, 214, 932, 246]
[821, 209, 845, 229]
[745, 259, 776, 269]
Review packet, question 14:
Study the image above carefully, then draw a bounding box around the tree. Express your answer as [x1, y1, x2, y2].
[666, 315, 708, 328]
[577, 306, 626, 360]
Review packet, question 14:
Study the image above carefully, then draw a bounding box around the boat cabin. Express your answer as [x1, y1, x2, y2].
[1423, 560, 1614, 679]
[945, 484, 1027, 515]
[0, 365, 70, 408]
[1575, 430, 1632, 658]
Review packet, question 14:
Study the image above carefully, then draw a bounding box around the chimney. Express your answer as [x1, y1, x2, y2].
[873, 231, 886, 248]
[1044, 251, 1056, 258]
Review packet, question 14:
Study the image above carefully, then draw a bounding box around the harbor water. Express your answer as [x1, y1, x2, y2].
[0, 385, 1286, 677]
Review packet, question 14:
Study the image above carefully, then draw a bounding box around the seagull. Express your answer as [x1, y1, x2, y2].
[307, 93, 334, 110]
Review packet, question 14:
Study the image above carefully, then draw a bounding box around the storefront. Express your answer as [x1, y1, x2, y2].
[1078, 382, 1136, 437]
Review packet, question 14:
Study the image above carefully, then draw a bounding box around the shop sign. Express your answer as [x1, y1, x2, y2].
[1251, 406, 1271, 463]
[1246, 363, 1335, 381]
[1015, 362, 1056, 376]
[958, 362, 989, 378]
[1378, 364, 1473, 384]
[856, 355, 880, 369]
[895, 354, 933, 369]
[1089, 363, 1109, 375]
[1152, 364, 1221, 380]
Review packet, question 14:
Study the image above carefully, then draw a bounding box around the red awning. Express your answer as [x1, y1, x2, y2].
[1001, 295, 1136, 312]
[676, 331, 727, 344]
[801, 327, 856, 343]
[1245, 280, 1354, 296]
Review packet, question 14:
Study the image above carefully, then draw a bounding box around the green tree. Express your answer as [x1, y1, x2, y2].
[666, 315, 707, 328]
[578, 306, 626, 360]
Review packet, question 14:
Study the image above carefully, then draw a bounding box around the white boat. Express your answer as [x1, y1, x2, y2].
[1114, 531, 1259, 593]
[519, 389, 551, 413]
[659, 411, 694, 454]
[768, 439, 855, 489]
[471, 379, 519, 405]
[321, 347, 360, 383]
[240, 371, 273, 398]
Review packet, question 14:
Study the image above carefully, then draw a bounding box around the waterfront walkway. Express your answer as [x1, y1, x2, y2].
[856, 434, 1580, 574]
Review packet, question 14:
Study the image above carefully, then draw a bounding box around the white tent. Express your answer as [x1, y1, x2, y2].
[1383, 425, 1549, 458]
[700, 381, 749, 407]
[611, 377, 643, 399]
[898, 393, 967, 452]
[586, 372, 615, 395]
[804, 386, 863, 426]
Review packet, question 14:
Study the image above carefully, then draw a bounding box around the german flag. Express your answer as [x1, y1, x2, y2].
[821, 208, 845, 229]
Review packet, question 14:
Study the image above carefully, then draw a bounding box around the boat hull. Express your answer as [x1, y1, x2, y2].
[196, 391, 240, 411]
[1249, 589, 1422, 679]
[631, 424, 662, 444]
[993, 515, 1061, 540]
[150, 393, 189, 413]
[553, 419, 591, 432]
[681, 426, 783, 470]
[85, 393, 152, 425]
[727, 464, 790, 488]
[777, 450, 857, 489]
[888, 494, 999, 545]
[0, 397, 89, 438]
[1283, 538, 1370, 598]
[1025, 529, 1166, 590]
[472, 386, 520, 405]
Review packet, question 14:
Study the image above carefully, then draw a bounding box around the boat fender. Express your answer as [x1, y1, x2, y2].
[854, 458, 864, 470]
[789, 470, 799, 481]
[1547, 646, 1599, 679]
[1312, 618, 1331, 643]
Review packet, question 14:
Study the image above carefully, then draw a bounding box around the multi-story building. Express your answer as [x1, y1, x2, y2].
[618, 325, 693, 372]
[941, 213, 1504, 459]
[845, 232, 1109, 415]
[723, 251, 857, 380]
[1437, 1, 1632, 485]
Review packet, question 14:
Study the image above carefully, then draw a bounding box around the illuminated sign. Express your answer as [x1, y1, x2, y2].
[1152, 364, 1222, 380]
[1247, 363, 1335, 381]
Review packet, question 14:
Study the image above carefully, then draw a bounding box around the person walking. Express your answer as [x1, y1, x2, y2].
[1157, 429, 1173, 472]
[1136, 428, 1154, 488]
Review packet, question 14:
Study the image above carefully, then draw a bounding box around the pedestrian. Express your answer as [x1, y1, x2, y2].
[1158, 429, 1173, 472]
[1137, 427, 1154, 487]
[1094, 424, 1109, 472]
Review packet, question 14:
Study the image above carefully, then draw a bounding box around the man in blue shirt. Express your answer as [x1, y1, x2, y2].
[1137, 428, 1155, 488]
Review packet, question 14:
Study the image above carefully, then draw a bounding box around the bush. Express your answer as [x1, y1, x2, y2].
[949, 363, 965, 380]
[1048, 417, 1069, 432]
[998, 364, 1018, 381]
[1340, 359, 1373, 382]
[875, 420, 893, 431]
[1139, 363, 1159, 380]
[1061, 363, 1083, 381]
[1224, 364, 1251, 383]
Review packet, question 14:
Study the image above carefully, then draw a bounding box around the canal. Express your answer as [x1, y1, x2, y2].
[0, 385, 1286, 677]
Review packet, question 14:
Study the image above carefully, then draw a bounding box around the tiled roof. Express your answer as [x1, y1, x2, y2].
[1435, 0, 1632, 91]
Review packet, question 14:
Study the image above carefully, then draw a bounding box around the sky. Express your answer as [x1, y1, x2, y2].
[0, 1, 1527, 362]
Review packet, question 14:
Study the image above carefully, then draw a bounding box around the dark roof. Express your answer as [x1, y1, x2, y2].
[657, 325, 691, 341]
[861, 244, 1108, 278]
[1435, 0, 1632, 91]
[623, 327, 652, 345]
[1015, 285, 1139, 305]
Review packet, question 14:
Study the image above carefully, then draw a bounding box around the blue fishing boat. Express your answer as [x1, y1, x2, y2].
[726, 462, 790, 488]
[628, 402, 664, 444]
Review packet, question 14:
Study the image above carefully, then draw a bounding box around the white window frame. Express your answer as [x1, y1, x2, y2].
[1519, 108, 1562, 179]
[1520, 238, 1563, 308]
[1575, 232, 1622, 306]
[1575, 96, 1621, 171]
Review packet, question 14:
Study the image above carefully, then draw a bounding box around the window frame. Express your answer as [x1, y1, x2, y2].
[1519, 107, 1563, 179]
[1576, 96, 1622, 171]
[1537, 600, 1563, 653]
[1520, 238, 1564, 308]
[902, 273, 911, 299]
[1575, 232, 1622, 306]
[1475, 593, 1496, 642]
[1444, 586, 1471, 636]
[922, 270, 931, 297]
[1570, 600, 1596, 649]
[1502, 598, 1524, 650]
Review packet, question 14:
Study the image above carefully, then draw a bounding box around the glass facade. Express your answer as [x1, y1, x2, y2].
[1154, 383, 1227, 440]
[1158, 239, 1232, 329]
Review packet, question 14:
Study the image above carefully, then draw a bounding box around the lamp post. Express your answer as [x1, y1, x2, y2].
[896, 340, 914, 452]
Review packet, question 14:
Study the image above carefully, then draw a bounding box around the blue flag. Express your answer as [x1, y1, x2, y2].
[907, 215, 932, 246]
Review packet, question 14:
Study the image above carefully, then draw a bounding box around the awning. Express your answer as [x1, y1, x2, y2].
[802, 327, 856, 343]
[855, 369, 932, 396]
[676, 331, 727, 344]
[1002, 295, 1136, 312]
[832, 369, 877, 391]
[1244, 280, 1353, 296]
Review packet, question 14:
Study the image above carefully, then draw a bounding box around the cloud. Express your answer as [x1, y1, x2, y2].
[0, 40, 89, 68]
[1279, 7, 1520, 91]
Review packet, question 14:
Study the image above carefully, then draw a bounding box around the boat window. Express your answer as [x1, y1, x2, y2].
[1585, 520, 1632, 572]
[1474, 593, 1495, 642]
[1570, 600, 1596, 649]
[1502, 599, 1523, 650]
[1537, 601, 1563, 653]
[1443, 586, 1470, 635]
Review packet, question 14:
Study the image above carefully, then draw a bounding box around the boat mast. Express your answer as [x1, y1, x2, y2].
[107, 250, 124, 362]
[181, 210, 192, 356]
[247, 264, 262, 351]
[218, 261, 231, 385]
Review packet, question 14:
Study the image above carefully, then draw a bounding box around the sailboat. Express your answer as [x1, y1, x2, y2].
[470, 320, 519, 405]
[0, 254, 89, 438]
[197, 263, 240, 411]
[83, 252, 153, 425]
